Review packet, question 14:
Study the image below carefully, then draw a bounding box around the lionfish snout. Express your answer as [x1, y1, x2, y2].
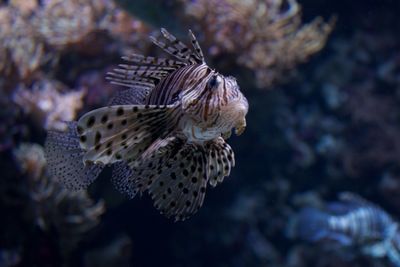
[235, 116, 247, 136]
[221, 97, 248, 137]
[203, 75, 246, 133]
[225, 77, 248, 134]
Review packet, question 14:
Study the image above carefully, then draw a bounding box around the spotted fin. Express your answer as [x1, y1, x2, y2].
[122, 137, 208, 221]
[120, 137, 235, 221]
[76, 104, 180, 166]
[207, 137, 235, 187]
[111, 161, 137, 199]
[45, 122, 104, 190]
[111, 137, 182, 198]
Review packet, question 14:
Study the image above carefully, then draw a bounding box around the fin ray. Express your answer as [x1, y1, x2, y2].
[121, 53, 186, 67]
[77, 104, 180, 166]
[45, 122, 104, 190]
[150, 28, 203, 64]
[188, 29, 205, 62]
[111, 161, 138, 198]
[207, 137, 235, 187]
[126, 138, 209, 221]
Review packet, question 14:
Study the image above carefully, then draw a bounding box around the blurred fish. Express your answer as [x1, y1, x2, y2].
[292, 192, 400, 266]
[45, 28, 248, 221]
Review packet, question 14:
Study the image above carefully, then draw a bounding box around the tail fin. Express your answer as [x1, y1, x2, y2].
[44, 122, 104, 190]
[293, 207, 331, 242]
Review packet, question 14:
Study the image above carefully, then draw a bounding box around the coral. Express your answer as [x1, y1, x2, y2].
[0, 0, 151, 84]
[0, 1, 149, 264]
[76, 68, 117, 107]
[277, 29, 400, 183]
[276, 89, 345, 172]
[0, 42, 12, 78]
[342, 84, 400, 177]
[335, 32, 400, 179]
[12, 143, 105, 260]
[0, 6, 49, 81]
[9, 0, 38, 15]
[181, 0, 335, 87]
[34, 0, 101, 48]
[32, 0, 150, 54]
[34, 0, 114, 48]
[12, 79, 86, 131]
[13, 143, 46, 180]
[0, 91, 26, 152]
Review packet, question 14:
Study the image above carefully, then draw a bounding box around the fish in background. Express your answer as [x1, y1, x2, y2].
[291, 192, 400, 266]
[45, 28, 249, 221]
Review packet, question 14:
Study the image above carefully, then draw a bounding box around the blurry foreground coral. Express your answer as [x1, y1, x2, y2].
[2, 143, 105, 264]
[0, 0, 150, 265]
[12, 80, 85, 131]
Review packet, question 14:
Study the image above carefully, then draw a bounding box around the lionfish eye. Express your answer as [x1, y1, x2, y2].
[208, 75, 219, 89]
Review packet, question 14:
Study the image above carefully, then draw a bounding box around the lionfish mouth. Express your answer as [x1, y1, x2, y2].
[234, 118, 246, 136]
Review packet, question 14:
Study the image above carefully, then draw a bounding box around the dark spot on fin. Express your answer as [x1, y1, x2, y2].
[44, 122, 104, 190]
[76, 104, 180, 175]
[124, 137, 212, 221]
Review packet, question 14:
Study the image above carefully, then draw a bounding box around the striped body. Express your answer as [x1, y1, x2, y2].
[147, 63, 248, 143]
[45, 28, 248, 221]
[146, 63, 209, 105]
[326, 204, 394, 244]
[295, 192, 400, 266]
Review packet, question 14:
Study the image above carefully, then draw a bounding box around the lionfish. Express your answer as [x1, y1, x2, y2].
[293, 192, 400, 266]
[45, 28, 248, 221]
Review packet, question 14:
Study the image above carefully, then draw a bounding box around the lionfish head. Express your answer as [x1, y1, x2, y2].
[184, 66, 248, 136]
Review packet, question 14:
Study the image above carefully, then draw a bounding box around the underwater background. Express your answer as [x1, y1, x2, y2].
[1, 0, 400, 266]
